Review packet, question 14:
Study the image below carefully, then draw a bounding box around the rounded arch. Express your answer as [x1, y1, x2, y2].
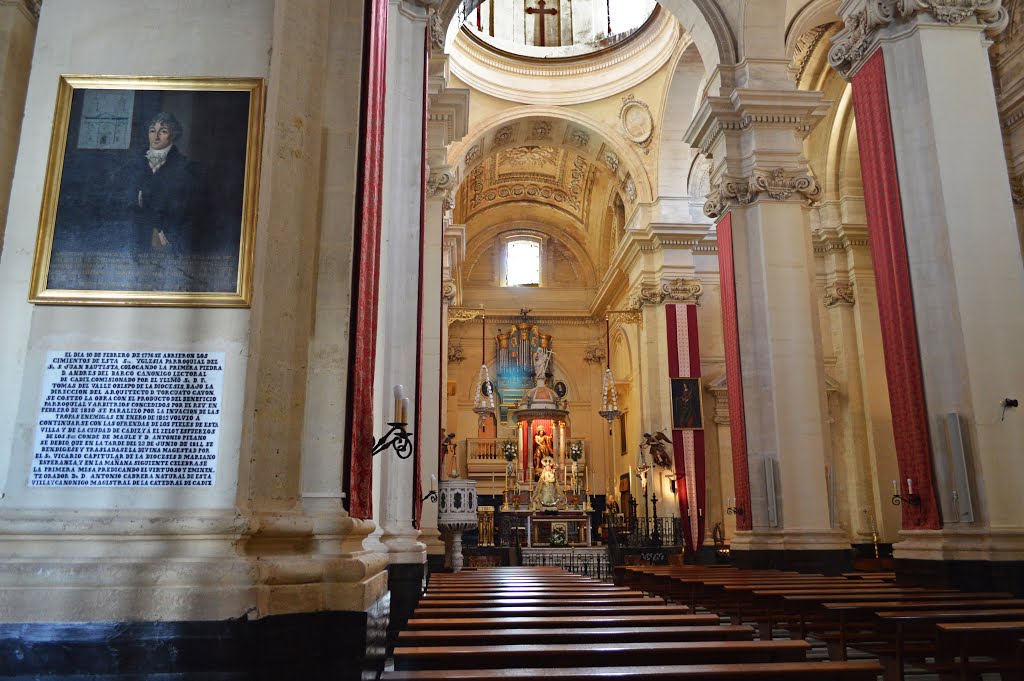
[785, 0, 841, 57]
[657, 41, 707, 202]
[450, 107, 656, 205]
[436, 0, 738, 77]
[464, 217, 600, 289]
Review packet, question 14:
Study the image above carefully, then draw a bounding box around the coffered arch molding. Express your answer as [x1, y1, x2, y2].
[435, 0, 739, 74]
[450, 107, 655, 206]
[464, 217, 600, 289]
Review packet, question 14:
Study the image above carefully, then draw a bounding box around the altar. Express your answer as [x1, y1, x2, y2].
[527, 511, 592, 547]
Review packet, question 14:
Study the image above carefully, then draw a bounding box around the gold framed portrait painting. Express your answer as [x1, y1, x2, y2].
[670, 377, 704, 430]
[29, 76, 265, 307]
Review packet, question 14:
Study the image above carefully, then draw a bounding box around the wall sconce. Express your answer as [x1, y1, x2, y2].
[726, 497, 744, 516]
[422, 475, 438, 503]
[891, 478, 921, 507]
[372, 384, 413, 459]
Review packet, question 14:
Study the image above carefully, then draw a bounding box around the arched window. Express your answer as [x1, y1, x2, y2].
[505, 239, 540, 287]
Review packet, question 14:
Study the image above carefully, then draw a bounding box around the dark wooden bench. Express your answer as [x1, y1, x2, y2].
[392, 639, 812, 671]
[405, 613, 721, 630]
[934, 620, 1024, 681]
[381, 661, 884, 680]
[417, 596, 663, 608]
[397, 624, 755, 647]
[413, 605, 692, 618]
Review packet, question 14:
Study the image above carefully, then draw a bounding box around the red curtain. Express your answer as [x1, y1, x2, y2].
[851, 50, 941, 529]
[716, 213, 752, 531]
[345, 0, 390, 519]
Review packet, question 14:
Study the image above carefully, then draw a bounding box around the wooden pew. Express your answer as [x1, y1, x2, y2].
[397, 624, 756, 647]
[382, 661, 884, 681]
[413, 605, 692, 618]
[392, 639, 812, 671]
[417, 596, 664, 608]
[405, 613, 722, 630]
[874, 608, 1024, 681]
[934, 620, 1024, 681]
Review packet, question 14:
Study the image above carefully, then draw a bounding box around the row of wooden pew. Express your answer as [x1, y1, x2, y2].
[381, 566, 884, 680]
[621, 564, 1024, 680]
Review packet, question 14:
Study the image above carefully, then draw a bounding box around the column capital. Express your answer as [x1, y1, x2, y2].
[824, 280, 857, 307]
[703, 168, 822, 219]
[0, 0, 40, 20]
[829, 0, 1009, 77]
[627, 277, 704, 310]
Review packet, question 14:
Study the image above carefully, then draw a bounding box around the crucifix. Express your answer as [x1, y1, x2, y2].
[526, 0, 558, 47]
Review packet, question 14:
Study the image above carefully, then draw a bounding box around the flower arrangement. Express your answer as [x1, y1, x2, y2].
[568, 440, 584, 462]
[501, 440, 517, 461]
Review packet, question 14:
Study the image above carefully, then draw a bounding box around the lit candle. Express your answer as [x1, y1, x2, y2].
[892, 479, 899, 495]
[393, 385, 404, 423]
[430, 474, 437, 492]
[907, 478, 913, 495]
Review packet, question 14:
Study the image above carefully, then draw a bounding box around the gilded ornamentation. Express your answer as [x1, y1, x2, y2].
[627, 284, 665, 310]
[448, 306, 485, 325]
[830, 0, 1009, 76]
[824, 281, 856, 307]
[499, 145, 559, 168]
[791, 25, 832, 83]
[606, 309, 644, 327]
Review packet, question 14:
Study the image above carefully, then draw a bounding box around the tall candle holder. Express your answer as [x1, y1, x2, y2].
[891, 478, 921, 507]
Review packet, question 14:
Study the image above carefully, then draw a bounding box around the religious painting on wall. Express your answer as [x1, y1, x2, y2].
[29, 76, 265, 307]
[670, 377, 704, 430]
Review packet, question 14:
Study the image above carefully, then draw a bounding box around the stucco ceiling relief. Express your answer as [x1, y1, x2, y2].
[619, 94, 654, 154]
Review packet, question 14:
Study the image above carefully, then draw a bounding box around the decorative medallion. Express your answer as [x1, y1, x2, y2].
[494, 125, 516, 146]
[824, 281, 856, 307]
[603, 150, 621, 174]
[531, 120, 553, 140]
[465, 144, 481, 165]
[619, 94, 654, 153]
[623, 177, 637, 203]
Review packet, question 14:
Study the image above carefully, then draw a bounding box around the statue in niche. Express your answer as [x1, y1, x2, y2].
[532, 346, 552, 381]
[532, 455, 559, 508]
[533, 425, 554, 477]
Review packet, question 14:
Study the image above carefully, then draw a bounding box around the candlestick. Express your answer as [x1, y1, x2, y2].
[892, 479, 899, 495]
[393, 384, 404, 423]
[907, 478, 913, 495]
[430, 474, 437, 492]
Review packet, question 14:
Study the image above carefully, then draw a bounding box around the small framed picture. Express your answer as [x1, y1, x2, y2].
[671, 377, 704, 430]
[553, 380, 568, 400]
[29, 75, 265, 307]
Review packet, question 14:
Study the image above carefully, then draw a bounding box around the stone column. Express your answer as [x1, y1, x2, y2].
[422, 48, 468, 557]
[831, 1, 1024, 572]
[686, 84, 851, 565]
[375, 0, 429, 566]
[0, 0, 38, 250]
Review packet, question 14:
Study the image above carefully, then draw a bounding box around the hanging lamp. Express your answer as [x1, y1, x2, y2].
[597, 316, 620, 434]
[472, 314, 495, 426]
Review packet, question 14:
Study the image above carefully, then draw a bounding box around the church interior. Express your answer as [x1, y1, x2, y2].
[0, 0, 1023, 678]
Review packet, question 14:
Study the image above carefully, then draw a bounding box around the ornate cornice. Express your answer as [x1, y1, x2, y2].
[824, 281, 857, 307]
[704, 168, 821, 219]
[791, 25, 833, 84]
[830, 0, 1009, 77]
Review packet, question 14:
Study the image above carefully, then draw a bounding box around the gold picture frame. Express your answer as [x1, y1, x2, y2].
[29, 75, 265, 307]
[670, 376, 704, 430]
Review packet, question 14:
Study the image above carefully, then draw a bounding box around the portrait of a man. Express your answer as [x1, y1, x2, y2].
[671, 377, 703, 430]
[30, 76, 264, 306]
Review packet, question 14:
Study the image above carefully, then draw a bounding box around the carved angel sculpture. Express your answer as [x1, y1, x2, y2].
[643, 431, 674, 469]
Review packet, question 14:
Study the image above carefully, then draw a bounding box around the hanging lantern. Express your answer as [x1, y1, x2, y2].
[596, 317, 620, 433]
[472, 315, 495, 426]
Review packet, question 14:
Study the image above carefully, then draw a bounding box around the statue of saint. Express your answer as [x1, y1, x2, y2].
[533, 426, 553, 477]
[531, 455, 559, 508]
[441, 432, 458, 479]
[532, 347, 552, 381]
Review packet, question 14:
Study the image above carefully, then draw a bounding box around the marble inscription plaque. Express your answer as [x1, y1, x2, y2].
[30, 351, 225, 487]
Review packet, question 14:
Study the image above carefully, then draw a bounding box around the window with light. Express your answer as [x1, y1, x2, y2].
[506, 240, 540, 287]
